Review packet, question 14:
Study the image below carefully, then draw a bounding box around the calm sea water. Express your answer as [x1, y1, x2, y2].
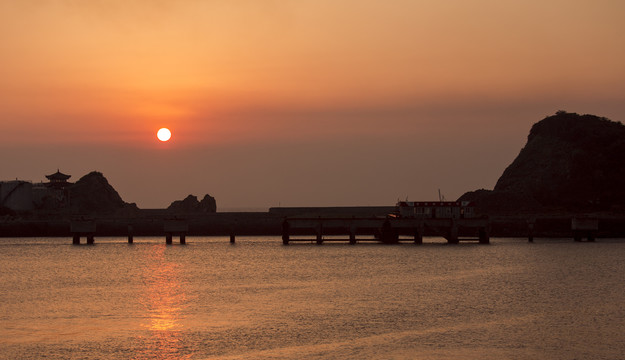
[1, 237, 625, 360]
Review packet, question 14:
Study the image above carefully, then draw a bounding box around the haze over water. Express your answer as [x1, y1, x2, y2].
[1, 237, 624, 359]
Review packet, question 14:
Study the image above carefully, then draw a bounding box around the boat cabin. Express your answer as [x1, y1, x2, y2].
[396, 201, 476, 219]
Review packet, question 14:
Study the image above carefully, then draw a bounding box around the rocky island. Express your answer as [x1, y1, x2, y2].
[460, 111, 625, 214]
[459, 111, 625, 236]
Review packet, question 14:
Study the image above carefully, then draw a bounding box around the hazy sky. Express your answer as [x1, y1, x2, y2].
[2, 0, 624, 209]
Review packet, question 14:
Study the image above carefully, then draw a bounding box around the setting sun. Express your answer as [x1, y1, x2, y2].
[157, 128, 171, 142]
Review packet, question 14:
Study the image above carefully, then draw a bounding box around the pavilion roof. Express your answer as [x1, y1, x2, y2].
[45, 169, 71, 181]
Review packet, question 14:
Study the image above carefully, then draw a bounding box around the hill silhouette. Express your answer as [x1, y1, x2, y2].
[68, 171, 137, 214]
[65, 171, 217, 215]
[460, 111, 625, 214]
[168, 194, 217, 213]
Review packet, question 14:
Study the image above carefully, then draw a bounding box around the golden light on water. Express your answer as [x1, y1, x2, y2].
[143, 255, 185, 330]
[137, 245, 190, 359]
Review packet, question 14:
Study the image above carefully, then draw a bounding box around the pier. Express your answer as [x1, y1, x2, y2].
[12, 208, 617, 245]
[163, 219, 189, 244]
[70, 219, 96, 245]
[281, 217, 490, 245]
[572, 217, 598, 242]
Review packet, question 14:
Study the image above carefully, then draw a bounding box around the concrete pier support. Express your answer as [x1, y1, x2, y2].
[574, 230, 596, 242]
[282, 220, 290, 245]
[229, 220, 237, 244]
[70, 219, 96, 245]
[414, 229, 423, 245]
[527, 219, 535, 242]
[478, 227, 489, 244]
[349, 231, 357, 245]
[379, 219, 399, 244]
[164, 219, 188, 245]
[572, 217, 598, 242]
[316, 223, 323, 245]
[447, 219, 459, 244]
[414, 228, 423, 244]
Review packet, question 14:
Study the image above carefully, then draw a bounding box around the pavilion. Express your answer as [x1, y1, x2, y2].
[45, 169, 72, 189]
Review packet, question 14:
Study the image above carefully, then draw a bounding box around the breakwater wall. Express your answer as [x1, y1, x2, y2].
[1, 208, 625, 238]
[0, 212, 283, 237]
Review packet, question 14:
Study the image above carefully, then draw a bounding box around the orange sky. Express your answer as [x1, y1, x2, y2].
[2, 0, 625, 209]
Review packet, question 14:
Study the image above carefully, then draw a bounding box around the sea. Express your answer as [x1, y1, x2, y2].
[1, 236, 625, 360]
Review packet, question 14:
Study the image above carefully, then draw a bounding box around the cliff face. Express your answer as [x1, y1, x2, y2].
[460, 112, 625, 213]
[68, 171, 137, 214]
[168, 194, 217, 213]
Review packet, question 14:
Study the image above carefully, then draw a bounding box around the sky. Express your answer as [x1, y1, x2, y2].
[1, 0, 625, 210]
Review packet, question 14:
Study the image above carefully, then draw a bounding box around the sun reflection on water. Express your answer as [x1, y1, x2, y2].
[135, 245, 191, 360]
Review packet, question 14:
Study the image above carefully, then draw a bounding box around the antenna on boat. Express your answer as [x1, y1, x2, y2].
[438, 189, 445, 202]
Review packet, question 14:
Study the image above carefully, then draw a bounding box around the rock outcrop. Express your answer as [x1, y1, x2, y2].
[68, 171, 137, 214]
[460, 111, 625, 214]
[168, 194, 217, 213]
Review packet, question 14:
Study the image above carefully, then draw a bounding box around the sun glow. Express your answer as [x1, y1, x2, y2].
[157, 128, 172, 142]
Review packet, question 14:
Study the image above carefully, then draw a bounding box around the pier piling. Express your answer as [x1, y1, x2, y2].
[70, 219, 96, 245]
[572, 217, 598, 242]
[478, 227, 490, 244]
[282, 220, 290, 245]
[316, 234, 323, 245]
[527, 219, 535, 242]
[164, 219, 189, 245]
[414, 228, 423, 244]
[447, 219, 459, 244]
[316, 223, 323, 245]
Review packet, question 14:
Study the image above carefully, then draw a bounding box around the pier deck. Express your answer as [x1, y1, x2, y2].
[281, 217, 490, 245]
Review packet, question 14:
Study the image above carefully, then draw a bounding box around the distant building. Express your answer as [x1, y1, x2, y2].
[396, 201, 476, 219]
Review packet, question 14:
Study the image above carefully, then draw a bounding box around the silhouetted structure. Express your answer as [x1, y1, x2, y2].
[45, 170, 72, 189]
[0, 180, 33, 211]
[164, 219, 189, 244]
[281, 216, 490, 245]
[396, 201, 476, 218]
[70, 218, 96, 245]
